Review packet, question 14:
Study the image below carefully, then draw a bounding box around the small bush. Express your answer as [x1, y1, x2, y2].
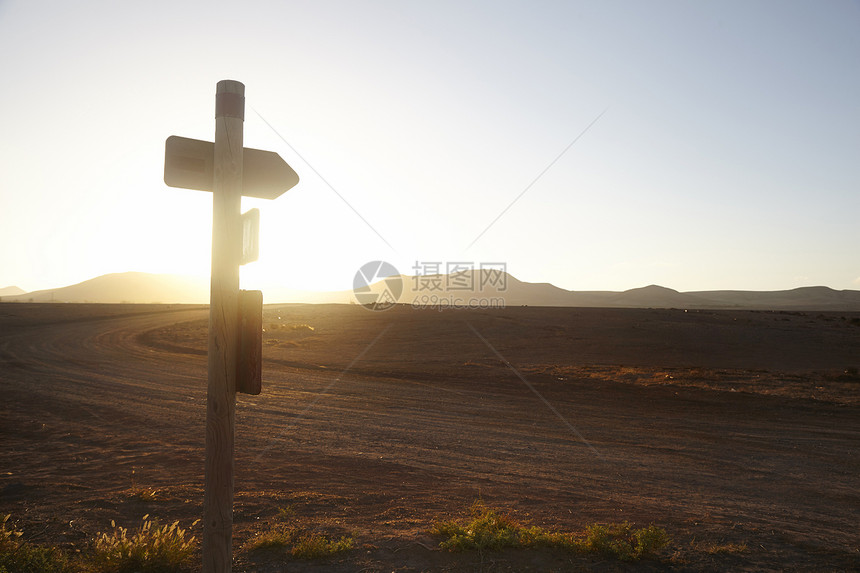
[432, 502, 669, 562]
[634, 524, 671, 556]
[581, 521, 669, 561]
[518, 526, 575, 548]
[91, 514, 198, 572]
[432, 501, 577, 552]
[432, 501, 522, 551]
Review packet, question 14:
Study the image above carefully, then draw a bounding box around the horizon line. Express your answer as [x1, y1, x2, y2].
[3, 269, 859, 298]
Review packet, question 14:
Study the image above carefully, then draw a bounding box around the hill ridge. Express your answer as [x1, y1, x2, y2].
[3, 271, 860, 311]
[0, 286, 26, 297]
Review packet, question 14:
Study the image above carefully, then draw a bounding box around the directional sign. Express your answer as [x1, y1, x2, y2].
[164, 135, 299, 200]
[168, 81, 301, 572]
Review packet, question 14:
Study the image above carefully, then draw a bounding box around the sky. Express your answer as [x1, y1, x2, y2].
[1, 0, 859, 294]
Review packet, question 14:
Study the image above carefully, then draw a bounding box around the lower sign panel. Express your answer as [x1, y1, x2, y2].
[237, 290, 263, 395]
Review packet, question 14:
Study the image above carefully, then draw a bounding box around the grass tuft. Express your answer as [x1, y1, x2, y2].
[245, 525, 294, 551]
[91, 514, 198, 572]
[0, 515, 22, 546]
[290, 532, 354, 559]
[275, 505, 295, 521]
[0, 514, 71, 573]
[706, 542, 748, 554]
[245, 522, 353, 560]
[128, 487, 161, 502]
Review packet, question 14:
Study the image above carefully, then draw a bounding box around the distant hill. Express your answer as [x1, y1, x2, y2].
[0, 286, 26, 297]
[0, 272, 351, 305]
[3, 271, 860, 311]
[378, 271, 860, 311]
[2, 272, 209, 304]
[685, 286, 860, 310]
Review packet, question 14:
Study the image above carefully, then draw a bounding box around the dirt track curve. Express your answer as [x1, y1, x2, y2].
[1, 303, 858, 571]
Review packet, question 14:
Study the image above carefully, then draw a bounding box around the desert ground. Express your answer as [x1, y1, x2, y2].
[1, 302, 858, 571]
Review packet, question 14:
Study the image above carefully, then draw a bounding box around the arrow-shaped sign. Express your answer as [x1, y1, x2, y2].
[164, 135, 299, 200]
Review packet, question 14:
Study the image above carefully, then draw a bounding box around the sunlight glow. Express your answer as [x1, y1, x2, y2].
[1, 1, 858, 294]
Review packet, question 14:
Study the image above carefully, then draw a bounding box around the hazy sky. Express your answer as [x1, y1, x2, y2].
[1, 0, 858, 294]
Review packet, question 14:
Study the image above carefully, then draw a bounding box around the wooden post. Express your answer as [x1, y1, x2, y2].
[203, 79, 244, 573]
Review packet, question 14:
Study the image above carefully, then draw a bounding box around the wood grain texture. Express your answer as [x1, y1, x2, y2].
[203, 79, 244, 573]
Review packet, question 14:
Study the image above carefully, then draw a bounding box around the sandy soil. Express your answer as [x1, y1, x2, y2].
[1, 302, 858, 571]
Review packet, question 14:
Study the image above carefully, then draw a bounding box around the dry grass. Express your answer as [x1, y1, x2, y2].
[89, 514, 198, 572]
[243, 507, 354, 561]
[266, 323, 314, 332]
[127, 487, 161, 502]
[693, 540, 749, 554]
[1, 504, 760, 571]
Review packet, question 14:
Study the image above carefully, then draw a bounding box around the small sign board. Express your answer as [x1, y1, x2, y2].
[236, 289, 263, 395]
[164, 136, 299, 199]
[241, 209, 260, 265]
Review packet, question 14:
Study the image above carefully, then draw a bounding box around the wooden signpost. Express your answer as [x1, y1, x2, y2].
[164, 80, 299, 572]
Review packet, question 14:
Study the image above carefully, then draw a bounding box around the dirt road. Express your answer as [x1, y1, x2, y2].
[1, 303, 858, 571]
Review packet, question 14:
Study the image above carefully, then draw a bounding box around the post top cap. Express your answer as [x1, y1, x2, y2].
[217, 80, 245, 95]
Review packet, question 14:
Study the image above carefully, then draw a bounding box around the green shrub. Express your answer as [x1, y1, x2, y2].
[634, 524, 671, 556]
[432, 502, 669, 561]
[432, 500, 524, 551]
[581, 521, 669, 561]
